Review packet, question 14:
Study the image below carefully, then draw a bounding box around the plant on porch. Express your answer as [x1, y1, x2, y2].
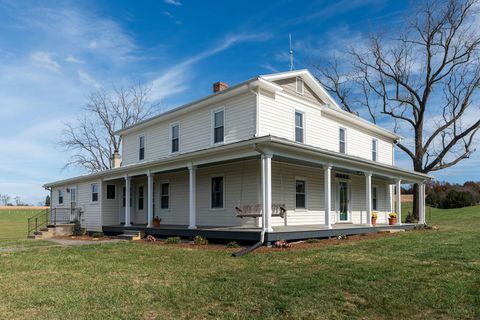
[152, 216, 161, 228]
[371, 212, 378, 226]
[388, 213, 398, 225]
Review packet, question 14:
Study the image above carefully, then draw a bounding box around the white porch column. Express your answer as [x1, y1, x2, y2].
[125, 175, 131, 227]
[147, 171, 153, 227]
[396, 178, 402, 225]
[188, 163, 197, 229]
[365, 171, 373, 227]
[419, 182, 426, 225]
[262, 154, 273, 232]
[324, 164, 332, 229]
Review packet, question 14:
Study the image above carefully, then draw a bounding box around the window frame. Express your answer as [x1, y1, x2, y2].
[295, 178, 307, 210]
[139, 134, 145, 161]
[70, 186, 76, 203]
[91, 183, 99, 203]
[170, 123, 180, 154]
[106, 184, 116, 200]
[160, 182, 170, 210]
[296, 77, 304, 95]
[372, 185, 378, 211]
[138, 185, 144, 211]
[58, 189, 64, 205]
[210, 175, 225, 210]
[339, 127, 347, 154]
[372, 138, 378, 162]
[294, 110, 305, 143]
[212, 107, 225, 145]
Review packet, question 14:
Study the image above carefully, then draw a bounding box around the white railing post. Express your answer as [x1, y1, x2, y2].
[147, 171, 153, 228]
[365, 171, 372, 227]
[188, 163, 197, 229]
[419, 182, 426, 225]
[262, 154, 273, 232]
[396, 179, 402, 225]
[324, 164, 332, 229]
[125, 175, 131, 227]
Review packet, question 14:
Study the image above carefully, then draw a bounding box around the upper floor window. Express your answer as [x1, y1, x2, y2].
[171, 124, 179, 153]
[295, 180, 306, 209]
[139, 135, 145, 160]
[213, 109, 225, 144]
[339, 128, 346, 154]
[296, 77, 304, 95]
[160, 183, 169, 209]
[372, 186, 378, 211]
[138, 186, 144, 210]
[91, 183, 99, 202]
[295, 111, 304, 143]
[106, 184, 116, 200]
[211, 176, 224, 209]
[372, 139, 378, 161]
[58, 189, 64, 204]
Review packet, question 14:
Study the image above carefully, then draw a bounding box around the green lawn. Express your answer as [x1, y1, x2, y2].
[0, 209, 52, 249]
[0, 207, 479, 319]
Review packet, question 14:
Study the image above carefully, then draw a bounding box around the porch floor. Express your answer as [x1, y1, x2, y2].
[103, 223, 417, 243]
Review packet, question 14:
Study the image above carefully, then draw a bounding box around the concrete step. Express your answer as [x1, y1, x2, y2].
[378, 229, 405, 234]
[117, 233, 142, 241]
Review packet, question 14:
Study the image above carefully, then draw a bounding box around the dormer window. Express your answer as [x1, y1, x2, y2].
[296, 77, 304, 95]
[139, 135, 145, 161]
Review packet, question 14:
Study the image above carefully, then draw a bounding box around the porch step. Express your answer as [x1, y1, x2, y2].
[378, 229, 405, 234]
[117, 230, 144, 241]
[28, 224, 75, 240]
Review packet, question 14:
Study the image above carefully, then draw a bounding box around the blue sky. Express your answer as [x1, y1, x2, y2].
[0, 0, 478, 204]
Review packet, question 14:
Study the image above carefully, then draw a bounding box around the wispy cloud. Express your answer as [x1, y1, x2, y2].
[30, 51, 61, 72]
[164, 0, 182, 6]
[78, 70, 102, 89]
[65, 55, 85, 64]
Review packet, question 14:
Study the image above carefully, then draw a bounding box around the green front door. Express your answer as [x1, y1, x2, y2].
[339, 181, 349, 221]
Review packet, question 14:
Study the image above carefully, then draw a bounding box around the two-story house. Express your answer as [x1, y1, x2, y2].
[43, 69, 430, 242]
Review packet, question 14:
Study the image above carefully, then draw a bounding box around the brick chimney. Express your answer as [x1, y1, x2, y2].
[111, 150, 121, 168]
[213, 81, 229, 93]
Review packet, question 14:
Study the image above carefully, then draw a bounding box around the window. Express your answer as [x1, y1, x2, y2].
[295, 111, 304, 143]
[372, 139, 378, 161]
[295, 180, 306, 209]
[211, 176, 224, 209]
[106, 184, 116, 200]
[139, 135, 145, 160]
[122, 187, 132, 207]
[58, 189, 64, 204]
[372, 186, 378, 211]
[138, 186, 144, 210]
[91, 184, 99, 202]
[296, 77, 304, 94]
[160, 183, 169, 209]
[70, 187, 76, 203]
[171, 124, 179, 153]
[213, 109, 224, 144]
[339, 128, 346, 153]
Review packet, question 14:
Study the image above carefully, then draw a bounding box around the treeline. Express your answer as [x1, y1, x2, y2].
[426, 181, 480, 209]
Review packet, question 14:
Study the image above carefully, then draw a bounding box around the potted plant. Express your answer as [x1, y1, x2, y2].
[371, 211, 378, 226]
[388, 213, 398, 225]
[152, 216, 161, 228]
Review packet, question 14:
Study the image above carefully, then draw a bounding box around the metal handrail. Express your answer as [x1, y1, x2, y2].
[27, 207, 82, 237]
[27, 209, 49, 236]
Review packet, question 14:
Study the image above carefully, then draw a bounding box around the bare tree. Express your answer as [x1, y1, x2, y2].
[60, 84, 159, 172]
[314, 0, 480, 219]
[0, 194, 11, 206]
[14, 196, 21, 206]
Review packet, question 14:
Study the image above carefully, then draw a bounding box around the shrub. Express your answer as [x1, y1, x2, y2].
[71, 220, 83, 236]
[226, 241, 240, 248]
[165, 236, 181, 244]
[92, 232, 104, 238]
[193, 236, 208, 245]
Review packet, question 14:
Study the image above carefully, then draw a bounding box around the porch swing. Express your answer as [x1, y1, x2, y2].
[235, 160, 287, 219]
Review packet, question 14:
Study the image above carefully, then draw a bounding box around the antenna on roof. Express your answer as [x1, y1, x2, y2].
[289, 33, 294, 71]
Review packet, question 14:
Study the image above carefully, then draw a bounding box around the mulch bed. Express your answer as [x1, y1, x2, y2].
[53, 235, 116, 241]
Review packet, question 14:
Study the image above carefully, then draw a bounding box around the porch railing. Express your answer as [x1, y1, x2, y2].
[27, 209, 49, 236]
[27, 207, 82, 236]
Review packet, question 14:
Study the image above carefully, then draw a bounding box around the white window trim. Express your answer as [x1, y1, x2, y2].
[372, 138, 378, 162]
[159, 180, 170, 211]
[211, 107, 225, 146]
[210, 174, 225, 210]
[294, 110, 306, 144]
[170, 123, 180, 154]
[91, 183, 99, 204]
[138, 134, 146, 161]
[58, 188, 64, 206]
[296, 77, 304, 95]
[106, 184, 116, 200]
[335, 177, 352, 223]
[69, 186, 76, 203]
[339, 127, 347, 154]
[295, 177, 308, 211]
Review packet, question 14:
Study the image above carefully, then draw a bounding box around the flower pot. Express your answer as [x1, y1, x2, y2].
[371, 217, 377, 226]
[388, 217, 397, 225]
[152, 219, 161, 228]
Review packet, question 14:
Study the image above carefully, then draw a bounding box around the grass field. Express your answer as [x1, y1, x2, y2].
[0, 206, 479, 319]
[0, 209, 52, 249]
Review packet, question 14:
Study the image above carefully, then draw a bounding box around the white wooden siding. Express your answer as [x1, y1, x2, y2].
[77, 180, 102, 232]
[121, 93, 256, 165]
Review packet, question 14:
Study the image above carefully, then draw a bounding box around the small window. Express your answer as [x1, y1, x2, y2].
[139, 135, 145, 160]
[58, 189, 64, 204]
[339, 128, 346, 154]
[372, 186, 378, 211]
[106, 185, 116, 200]
[211, 176, 224, 209]
[122, 187, 132, 207]
[138, 186, 144, 210]
[160, 183, 169, 209]
[213, 109, 225, 144]
[372, 139, 378, 161]
[91, 184, 99, 202]
[295, 111, 304, 143]
[70, 187, 76, 202]
[296, 77, 304, 94]
[295, 180, 306, 209]
[171, 124, 179, 153]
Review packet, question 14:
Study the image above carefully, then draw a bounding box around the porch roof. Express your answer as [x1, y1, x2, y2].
[43, 135, 432, 188]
